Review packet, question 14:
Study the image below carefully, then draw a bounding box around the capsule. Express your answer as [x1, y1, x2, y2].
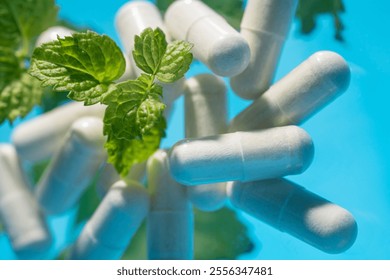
[184, 74, 227, 211]
[228, 179, 358, 254]
[69, 180, 149, 259]
[115, 0, 170, 57]
[170, 126, 314, 186]
[230, 0, 298, 99]
[12, 102, 106, 162]
[0, 144, 52, 259]
[35, 117, 106, 215]
[147, 150, 193, 260]
[164, 0, 250, 77]
[35, 26, 73, 47]
[115, 1, 184, 105]
[96, 161, 146, 199]
[229, 51, 351, 132]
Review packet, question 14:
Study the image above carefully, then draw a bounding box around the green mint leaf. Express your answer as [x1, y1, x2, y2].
[0, 2, 20, 49]
[194, 208, 254, 259]
[103, 75, 165, 141]
[0, 0, 58, 54]
[29, 31, 126, 105]
[132, 28, 167, 75]
[105, 128, 164, 177]
[0, 47, 20, 91]
[296, 0, 346, 41]
[156, 40, 193, 83]
[0, 72, 42, 124]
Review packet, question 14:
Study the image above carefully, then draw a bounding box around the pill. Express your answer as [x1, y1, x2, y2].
[164, 0, 250, 77]
[0, 144, 52, 259]
[184, 74, 227, 211]
[230, 0, 298, 100]
[12, 102, 106, 162]
[115, 0, 184, 105]
[68, 180, 149, 260]
[147, 149, 193, 260]
[35, 117, 107, 215]
[116, 1, 170, 57]
[229, 51, 351, 132]
[169, 125, 314, 186]
[228, 178, 358, 254]
[96, 161, 146, 199]
[35, 26, 73, 47]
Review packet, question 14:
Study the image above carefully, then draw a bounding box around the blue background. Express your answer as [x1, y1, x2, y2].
[1, 0, 390, 259]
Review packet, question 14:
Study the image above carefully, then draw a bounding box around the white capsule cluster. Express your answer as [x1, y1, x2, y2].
[1, 0, 357, 259]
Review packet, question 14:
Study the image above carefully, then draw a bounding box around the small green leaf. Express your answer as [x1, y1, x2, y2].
[0, 72, 42, 124]
[105, 127, 164, 178]
[103, 75, 165, 141]
[296, 0, 346, 41]
[29, 31, 126, 104]
[132, 28, 167, 75]
[194, 208, 254, 260]
[0, 0, 58, 54]
[156, 40, 193, 83]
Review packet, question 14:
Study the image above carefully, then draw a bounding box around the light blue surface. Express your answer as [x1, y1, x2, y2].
[1, 0, 390, 259]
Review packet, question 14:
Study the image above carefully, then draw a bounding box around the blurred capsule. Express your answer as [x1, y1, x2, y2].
[229, 51, 351, 132]
[170, 126, 314, 186]
[35, 117, 106, 215]
[0, 144, 52, 259]
[147, 149, 193, 260]
[230, 0, 298, 99]
[69, 180, 149, 259]
[12, 102, 106, 162]
[184, 74, 227, 211]
[228, 178, 358, 254]
[95, 161, 146, 199]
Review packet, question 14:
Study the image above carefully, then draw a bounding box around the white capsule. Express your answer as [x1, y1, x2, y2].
[229, 51, 351, 132]
[96, 161, 146, 199]
[184, 74, 227, 211]
[0, 144, 52, 259]
[230, 0, 298, 99]
[169, 126, 314, 186]
[115, 1, 184, 105]
[164, 0, 250, 77]
[185, 74, 227, 138]
[116, 1, 170, 56]
[69, 180, 149, 260]
[12, 102, 106, 162]
[228, 179, 358, 254]
[35, 26, 73, 47]
[35, 117, 106, 215]
[147, 150, 193, 260]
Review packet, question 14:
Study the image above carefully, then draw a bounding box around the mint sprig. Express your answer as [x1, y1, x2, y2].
[0, 0, 58, 124]
[29, 31, 125, 105]
[30, 27, 193, 177]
